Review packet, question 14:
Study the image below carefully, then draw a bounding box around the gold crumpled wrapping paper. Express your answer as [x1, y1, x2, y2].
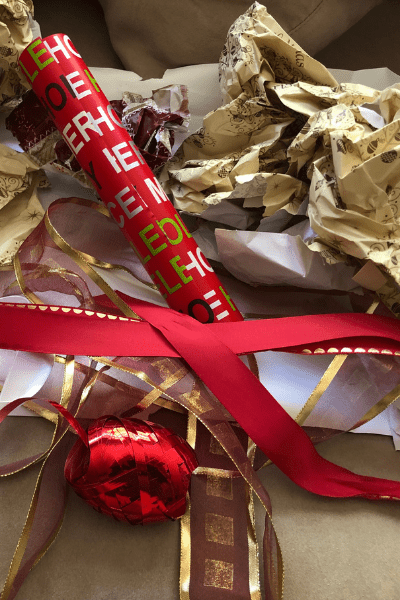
[162, 1, 400, 314]
[0, 0, 43, 264]
[0, 0, 46, 266]
[0, 0, 33, 110]
[0, 143, 46, 264]
[161, 1, 338, 220]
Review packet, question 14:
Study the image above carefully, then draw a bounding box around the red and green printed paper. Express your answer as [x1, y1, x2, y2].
[19, 35, 242, 323]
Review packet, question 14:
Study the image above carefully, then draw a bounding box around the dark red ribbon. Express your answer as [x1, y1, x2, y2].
[2, 299, 400, 500]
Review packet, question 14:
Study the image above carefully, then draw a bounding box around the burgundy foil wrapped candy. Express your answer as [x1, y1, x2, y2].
[113, 86, 190, 172]
[65, 414, 198, 525]
[6, 85, 189, 179]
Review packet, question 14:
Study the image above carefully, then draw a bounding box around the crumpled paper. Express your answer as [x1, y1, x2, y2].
[161, 1, 400, 303]
[307, 106, 400, 313]
[215, 229, 359, 290]
[0, 0, 34, 109]
[161, 1, 338, 219]
[114, 86, 189, 172]
[0, 142, 46, 264]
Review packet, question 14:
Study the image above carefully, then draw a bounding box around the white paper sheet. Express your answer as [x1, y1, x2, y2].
[0, 296, 54, 416]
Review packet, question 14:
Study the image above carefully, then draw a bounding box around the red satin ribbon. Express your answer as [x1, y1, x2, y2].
[2, 299, 400, 500]
[1, 301, 400, 357]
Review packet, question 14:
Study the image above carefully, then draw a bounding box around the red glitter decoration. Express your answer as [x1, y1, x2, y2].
[65, 416, 198, 525]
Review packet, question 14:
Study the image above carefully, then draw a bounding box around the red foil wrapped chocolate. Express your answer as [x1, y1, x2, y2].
[65, 415, 198, 524]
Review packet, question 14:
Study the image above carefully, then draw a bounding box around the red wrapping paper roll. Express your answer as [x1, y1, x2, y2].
[19, 35, 242, 323]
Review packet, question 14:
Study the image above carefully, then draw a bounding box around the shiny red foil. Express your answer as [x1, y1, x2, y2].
[65, 416, 198, 524]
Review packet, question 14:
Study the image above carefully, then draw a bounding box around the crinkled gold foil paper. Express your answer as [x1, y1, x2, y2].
[0, 0, 46, 264]
[162, 1, 400, 314]
[0, 143, 45, 264]
[0, 0, 33, 109]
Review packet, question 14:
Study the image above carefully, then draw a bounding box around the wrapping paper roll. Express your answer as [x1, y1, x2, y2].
[19, 35, 242, 323]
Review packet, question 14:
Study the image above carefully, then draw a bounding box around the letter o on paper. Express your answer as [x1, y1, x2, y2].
[187, 299, 214, 324]
[45, 82, 67, 111]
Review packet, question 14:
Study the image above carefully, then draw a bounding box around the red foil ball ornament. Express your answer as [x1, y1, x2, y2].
[64, 416, 198, 525]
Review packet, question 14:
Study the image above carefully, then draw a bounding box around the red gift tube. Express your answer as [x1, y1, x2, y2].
[19, 35, 242, 324]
